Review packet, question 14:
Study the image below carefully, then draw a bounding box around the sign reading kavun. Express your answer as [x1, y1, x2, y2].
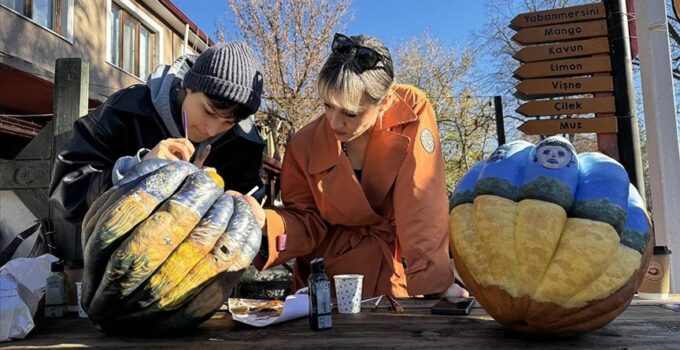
[511, 1, 616, 136]
[513, 37, 610, 63]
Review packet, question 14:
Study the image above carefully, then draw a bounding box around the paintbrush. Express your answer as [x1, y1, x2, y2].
[183, 111, 189, 139]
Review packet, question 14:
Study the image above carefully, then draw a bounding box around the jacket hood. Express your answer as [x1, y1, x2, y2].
[147, 55, 194, 138]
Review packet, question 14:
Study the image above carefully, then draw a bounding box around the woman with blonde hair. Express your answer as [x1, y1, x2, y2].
[253, 33, 467, 298]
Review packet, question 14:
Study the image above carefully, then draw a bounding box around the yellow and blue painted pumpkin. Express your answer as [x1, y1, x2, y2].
[80, 160, 261, 334]
[449, 136, 652, 334]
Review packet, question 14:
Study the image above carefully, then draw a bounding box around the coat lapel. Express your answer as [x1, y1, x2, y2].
[361, 90, 418, 210]
[306, 88, 420, 222]
[307, 117, 381, 225]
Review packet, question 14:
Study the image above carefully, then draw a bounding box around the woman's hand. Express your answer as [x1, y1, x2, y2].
[441, 258, 469, 298]
[226, 190, 266, 229]
[143, 138, 195, 162]
[440, 282, 470, 298]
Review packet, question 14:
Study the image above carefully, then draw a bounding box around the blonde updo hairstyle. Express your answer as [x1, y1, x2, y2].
[317, 34, 395, 114]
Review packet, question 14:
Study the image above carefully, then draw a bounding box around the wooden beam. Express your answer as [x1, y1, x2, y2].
[0, 159, 51, 189]
[14, 188, 50, 219]
[49, 58, 89, 263]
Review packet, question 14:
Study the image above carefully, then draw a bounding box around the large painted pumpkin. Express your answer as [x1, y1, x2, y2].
[449, 136, 652, 334]
[80, 160, 261, 334]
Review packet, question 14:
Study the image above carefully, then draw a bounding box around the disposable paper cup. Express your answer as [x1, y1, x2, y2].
[75, 282, 87, 318]
[638, 247, 672, 300]
[334, 274, 363, 314]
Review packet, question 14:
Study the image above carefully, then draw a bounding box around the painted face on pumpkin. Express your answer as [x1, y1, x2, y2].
[536, 144, 572, 169]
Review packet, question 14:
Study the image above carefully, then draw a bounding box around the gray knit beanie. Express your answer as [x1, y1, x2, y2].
[183, 41, 263, 115]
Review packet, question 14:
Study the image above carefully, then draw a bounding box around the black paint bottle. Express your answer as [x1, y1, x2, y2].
[308, 257, 332, 330]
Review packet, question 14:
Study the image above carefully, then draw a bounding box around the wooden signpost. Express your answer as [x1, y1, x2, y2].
[510, 1, 644, 208]
[511, 1, 616, 137]
[518, 117, 618, 134]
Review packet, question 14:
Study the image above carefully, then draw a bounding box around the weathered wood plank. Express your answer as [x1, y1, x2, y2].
[4, 303, 678, 349]
[0, 160, 51, 189]
[13, 188, 50, 219]
[49, 58, 89, 263]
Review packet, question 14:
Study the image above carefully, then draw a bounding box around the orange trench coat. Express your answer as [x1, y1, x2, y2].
[261, 84, 454, 297]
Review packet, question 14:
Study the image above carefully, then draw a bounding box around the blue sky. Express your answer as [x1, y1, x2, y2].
[171, 0, 487, 48]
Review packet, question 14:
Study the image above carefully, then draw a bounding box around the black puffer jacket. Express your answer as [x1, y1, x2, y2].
[49, 83, 265, 224]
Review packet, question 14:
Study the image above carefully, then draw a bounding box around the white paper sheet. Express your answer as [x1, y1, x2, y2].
[228, 294, 309, 327]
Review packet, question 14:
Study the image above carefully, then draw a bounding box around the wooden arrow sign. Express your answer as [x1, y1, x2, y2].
[510, 2, 606, 29]
[516, 76, 613, 98]
[512, 20, 608, 45]
[513, 37, 610, 63]
[519, 117, 618, 135]
[516, 96, 615, 116]
[514, 55, 611, 79]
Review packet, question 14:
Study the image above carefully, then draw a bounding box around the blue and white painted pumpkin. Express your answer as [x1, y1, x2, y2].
[449, 136, 652, 334]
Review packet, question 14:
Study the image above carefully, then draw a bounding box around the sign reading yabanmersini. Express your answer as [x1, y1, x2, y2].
[510, 2, 606, 29]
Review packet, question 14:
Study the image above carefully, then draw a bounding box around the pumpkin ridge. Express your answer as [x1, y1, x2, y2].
[513, 199, 566, 300]
[532, 218, 620, 306]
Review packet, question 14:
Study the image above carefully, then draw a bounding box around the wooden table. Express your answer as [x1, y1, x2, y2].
[4, 298, 679, 349]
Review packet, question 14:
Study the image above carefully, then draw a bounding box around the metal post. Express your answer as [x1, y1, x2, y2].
[494, 96, 506, 146]
[604, 0, 646, 201]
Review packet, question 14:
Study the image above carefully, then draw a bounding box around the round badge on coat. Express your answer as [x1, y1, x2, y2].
[421, 128, 435, 154]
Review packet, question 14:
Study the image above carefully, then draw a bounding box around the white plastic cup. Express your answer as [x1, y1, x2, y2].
[75, 282, 87, 318]
[333, 274, 363, 314]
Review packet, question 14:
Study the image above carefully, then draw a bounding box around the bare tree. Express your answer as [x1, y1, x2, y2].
[226, 0, 351, 158]
[395, 34, 497, 190]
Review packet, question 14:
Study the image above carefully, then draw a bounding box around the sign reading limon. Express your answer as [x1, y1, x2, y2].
[518, 117, 617, 135]
[514, 55, 611, 79]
